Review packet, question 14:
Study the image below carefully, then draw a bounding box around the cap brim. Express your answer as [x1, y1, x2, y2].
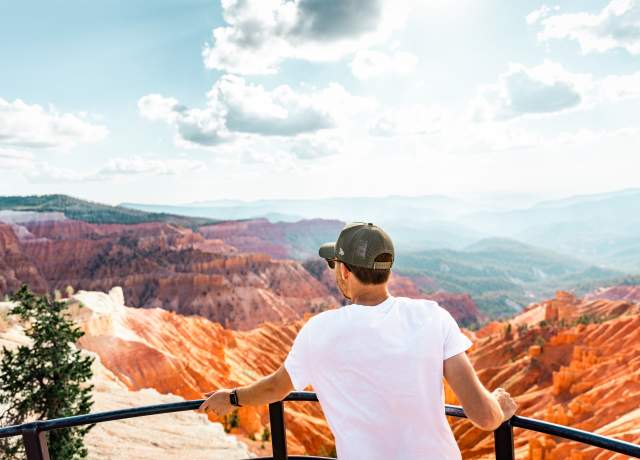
[318, 242, 336, 259]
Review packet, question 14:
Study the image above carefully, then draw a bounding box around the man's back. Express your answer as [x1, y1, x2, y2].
[284, 295, 472, 460]
[199, 222, 516, 454]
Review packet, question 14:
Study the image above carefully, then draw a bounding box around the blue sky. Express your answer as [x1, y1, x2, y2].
[1, 0, 639, 205]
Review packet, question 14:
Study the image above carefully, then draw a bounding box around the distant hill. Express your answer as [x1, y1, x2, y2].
[457, 188, 640, 272]
[199, 218, 344, 260]
[395, 237, 622, 317]
[0, 195, 218, 227]
[122, 195, 489, 250]
[122, 194, 482, 223]
[123, 188, 640, 266]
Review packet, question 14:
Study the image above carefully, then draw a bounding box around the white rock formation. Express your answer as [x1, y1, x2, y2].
[0, 295, 254, 460]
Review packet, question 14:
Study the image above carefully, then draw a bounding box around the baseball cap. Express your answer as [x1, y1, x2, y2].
[319, 222, 394, 269]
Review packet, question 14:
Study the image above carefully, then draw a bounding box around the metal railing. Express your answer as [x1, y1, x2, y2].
[1, 391, 639, 459]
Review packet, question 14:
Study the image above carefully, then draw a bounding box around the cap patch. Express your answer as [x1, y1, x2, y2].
[338, 247, 345, 256]
[356, 240, 368, 259]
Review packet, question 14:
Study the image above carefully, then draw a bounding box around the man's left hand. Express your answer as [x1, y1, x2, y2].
[197, 389, 234, 417]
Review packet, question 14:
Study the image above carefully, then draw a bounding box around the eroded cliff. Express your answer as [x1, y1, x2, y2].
[73, 288, 334, 456]
[76, 289, 640, 459]
[449, 291, 640, 459]
[0, 219, 337, 330]
[0, 299, 253, 460]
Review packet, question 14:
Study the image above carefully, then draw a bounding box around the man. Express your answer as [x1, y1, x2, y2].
[198, 222, 518, 459]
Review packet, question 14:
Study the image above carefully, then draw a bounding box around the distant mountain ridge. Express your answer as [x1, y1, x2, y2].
[2, 191, 635, 319]
[124, 188, 640, 271]
[459, 189, 640, 272]
[122, 194, 478, 224]
[530, 187, 640, 209]
[0, 194, 218, 227]
[121, 195, 492, 251]
[395, 236, 622, 317]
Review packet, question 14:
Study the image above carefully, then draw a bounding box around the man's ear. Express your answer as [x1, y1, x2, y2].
[340, 262, 350, 279]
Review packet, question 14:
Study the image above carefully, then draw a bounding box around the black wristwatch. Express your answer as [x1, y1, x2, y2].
[229, 388, 242, 407]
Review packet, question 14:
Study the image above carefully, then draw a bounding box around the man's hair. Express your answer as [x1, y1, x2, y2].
[342, 253, 392, 285]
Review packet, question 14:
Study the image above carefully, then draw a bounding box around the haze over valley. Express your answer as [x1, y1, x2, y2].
[3, 191, 639, 319]
[1, 191, 640, 458]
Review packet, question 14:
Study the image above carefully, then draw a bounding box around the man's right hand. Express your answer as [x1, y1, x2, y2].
[492, 388, 518, 421]
[444, 352, 518, 431]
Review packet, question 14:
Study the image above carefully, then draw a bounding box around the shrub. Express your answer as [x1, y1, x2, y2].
[0, 285, 94, 459]
[223, 408, 239, 433]
[576, 314, 601, 325]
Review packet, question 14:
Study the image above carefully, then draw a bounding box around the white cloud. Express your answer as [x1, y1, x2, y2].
[369, 105, 446, 137]
[526, 5, 560, 25]
[25, 164, 93, 183]
[449, 122, 545, 152]
[137, 94, 183, 122]
[138, 94, 229, 147]
[139, 75, 374, 148]
[211, 75, 336, 136]
[550, 127, 640, 146]
[202, 0, 408, 74]
[24, 157, 207, 183]
[97, 157, 206, 177]
[599, 71, 640, 100]
[350, 50, 418, 80]
[445, 121, 640, 155]
[0, 149, 34, 170]
[471, 61, 591, 121]
[534, 0, 640, 55]
[213, 132, 343, 169]
[0, 98, 108, 149]
[285, 134, 342, 160]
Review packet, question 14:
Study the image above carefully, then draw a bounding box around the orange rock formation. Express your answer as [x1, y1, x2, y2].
[585, 284, 640, 303]
[0, 223, 47, 294]
[456, 291, 640, 459]
[1, 219, 337, 330]
[75, 288, 640, 459]
[74, 288, 334, 456]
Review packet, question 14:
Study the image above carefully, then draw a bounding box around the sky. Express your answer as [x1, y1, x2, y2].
[0, 0, 639, 205]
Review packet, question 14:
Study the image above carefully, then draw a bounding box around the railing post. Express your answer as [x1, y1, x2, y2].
[268, 401, 288, 460]
[21, 422, 50, 460]
[494, 421, 515, 460]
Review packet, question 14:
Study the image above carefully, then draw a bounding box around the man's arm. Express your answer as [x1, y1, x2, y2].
[197, 365, 294, 416]
[236, 365, 294, 406]
[444, 352, 517, 431]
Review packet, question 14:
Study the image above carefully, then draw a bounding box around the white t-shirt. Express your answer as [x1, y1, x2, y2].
[284, 295, 473, 460]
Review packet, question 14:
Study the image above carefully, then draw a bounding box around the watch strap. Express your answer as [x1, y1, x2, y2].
[229, 388, 242, 407]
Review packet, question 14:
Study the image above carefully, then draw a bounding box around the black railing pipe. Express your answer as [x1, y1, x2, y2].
[21, 422, 49, 460]
[0, 391, 638, 459]
[269, 401, 288, 460]
[511, 414, 640, 458]
[0, 400, 203, 438]
[494, 422, 515, 460]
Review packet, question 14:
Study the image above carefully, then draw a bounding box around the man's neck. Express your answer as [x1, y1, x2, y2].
[350, 287, 390, 306]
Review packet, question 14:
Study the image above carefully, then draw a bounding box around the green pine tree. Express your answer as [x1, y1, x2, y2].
[0, 285, 94, 459]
